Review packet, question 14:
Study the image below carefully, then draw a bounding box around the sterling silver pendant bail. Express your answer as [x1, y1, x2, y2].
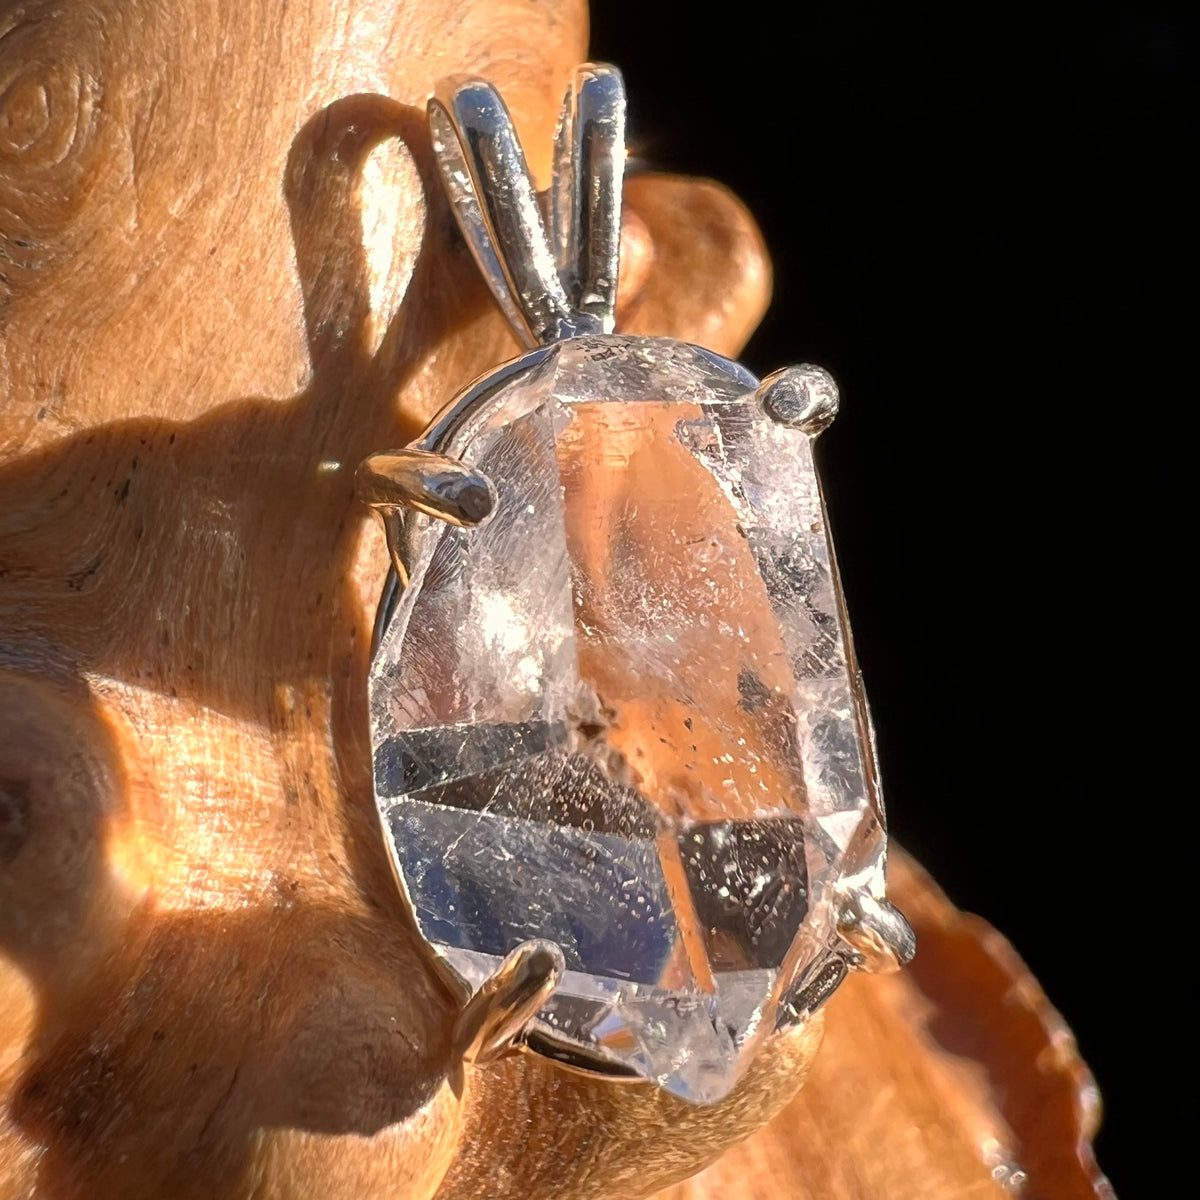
[429, 64, 626, 345]
[360, 63, 915, 1104]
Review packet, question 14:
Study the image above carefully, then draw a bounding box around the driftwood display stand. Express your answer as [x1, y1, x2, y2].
[1, 3, 1106, 1198]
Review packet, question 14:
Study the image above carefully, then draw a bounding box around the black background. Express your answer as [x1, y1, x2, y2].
[594, 3, 1189, 1193]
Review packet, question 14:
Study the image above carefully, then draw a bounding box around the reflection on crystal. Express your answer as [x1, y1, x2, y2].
[389, 799, 678, 982]
[675, 819, 808, 971]
[369, 336, 885, 1102]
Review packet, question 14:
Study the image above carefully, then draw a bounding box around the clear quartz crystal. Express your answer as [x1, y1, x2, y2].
[369, 335, 885, 1102]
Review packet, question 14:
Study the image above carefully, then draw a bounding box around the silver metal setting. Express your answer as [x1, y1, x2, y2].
[357, 449, 497, 528]
[357, 449, 497, 584]
[453, 939, 565, 1065]
[358, 62, 913, 1097]
[835, 890, 917, 974]
[552, 65, 626, 332]
[776, 953, 849, 1029]
[429, 65, 625, 346]
[758, 364, 841, 435]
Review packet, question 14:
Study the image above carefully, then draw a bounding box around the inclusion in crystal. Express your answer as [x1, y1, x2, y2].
[369, 335, 885, 1102]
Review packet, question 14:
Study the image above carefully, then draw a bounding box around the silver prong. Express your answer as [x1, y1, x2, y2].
[835, 891, 916, 974]
[552, 64, 626, 333]
[358, 449, 496, 587]
[758, 365, 840, 435]
[454, 940, 565, 1065]
[429, 80, 582, 346]
[378, 509, 409, 589]
[776, 954, 848, 1030]
[357, 449, 497, 527]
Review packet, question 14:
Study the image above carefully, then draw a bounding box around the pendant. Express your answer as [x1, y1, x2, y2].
[358, 64, 914, 1104]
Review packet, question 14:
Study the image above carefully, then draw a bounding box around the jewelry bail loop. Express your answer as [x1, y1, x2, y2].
[428, 64, 626, 346]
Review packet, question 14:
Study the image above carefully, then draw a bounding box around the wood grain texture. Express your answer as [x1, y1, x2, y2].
[0, 2, 1108, 1198]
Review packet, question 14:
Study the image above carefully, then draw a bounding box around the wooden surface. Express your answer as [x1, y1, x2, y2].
[1, 2, 1107, 1198]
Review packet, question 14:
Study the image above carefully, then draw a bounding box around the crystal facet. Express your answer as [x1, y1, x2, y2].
[369, 335, 886, 1102]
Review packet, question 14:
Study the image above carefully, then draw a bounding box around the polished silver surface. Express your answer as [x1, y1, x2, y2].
[836, 891, 917, 974]
[776, 953, 849, 1028]
[414, 346, 556, 456]
[357, 449, 497, 526]
[429, 64, 625, 346]
[357, 448, 496, 586]
[454, 939, 565, 1065]
[552, 64, 626, 334]
[430, 80, 577, 345]
[758, 364, 841, 435]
